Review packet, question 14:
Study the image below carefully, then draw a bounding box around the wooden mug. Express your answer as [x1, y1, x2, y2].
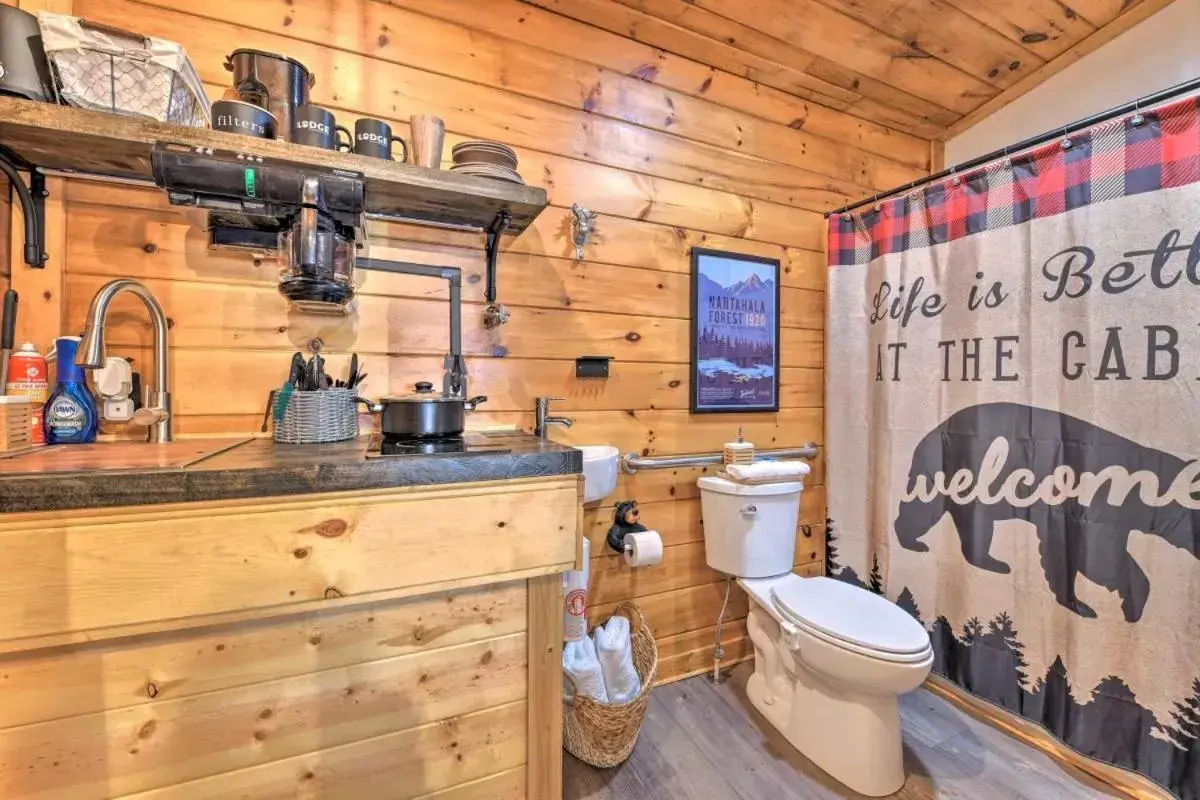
[410, 114, 445, 168]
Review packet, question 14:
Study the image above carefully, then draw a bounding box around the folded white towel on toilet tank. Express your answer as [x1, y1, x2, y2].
[725, 460, 811, 482]
[563, 635, 610, 703]
[594, 615, 642, 704]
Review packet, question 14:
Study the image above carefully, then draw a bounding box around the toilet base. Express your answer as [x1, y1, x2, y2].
[745, 607, 908, 797]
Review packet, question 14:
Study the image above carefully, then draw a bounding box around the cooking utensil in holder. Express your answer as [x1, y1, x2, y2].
[265, 387, 357, 444]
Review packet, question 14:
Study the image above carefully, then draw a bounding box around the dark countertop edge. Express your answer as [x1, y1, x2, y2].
[0, 438, 583, 514]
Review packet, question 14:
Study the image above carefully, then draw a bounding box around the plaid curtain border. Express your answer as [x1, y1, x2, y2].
[827, 94, 1200, 267]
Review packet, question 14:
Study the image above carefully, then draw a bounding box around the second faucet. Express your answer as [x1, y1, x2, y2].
[534, 396, 573, 440]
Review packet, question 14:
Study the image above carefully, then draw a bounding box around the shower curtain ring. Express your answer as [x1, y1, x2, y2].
[1059, 125, 1074, 150]
[1132, 98, 1147, 127]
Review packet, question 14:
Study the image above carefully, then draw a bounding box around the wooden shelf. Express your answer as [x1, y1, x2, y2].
[0, 97, 547, 233]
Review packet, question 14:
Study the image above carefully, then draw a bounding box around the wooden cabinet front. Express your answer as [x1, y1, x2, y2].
[0, 476, 578, 799]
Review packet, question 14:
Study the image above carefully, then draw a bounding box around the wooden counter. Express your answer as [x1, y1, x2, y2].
[0, 434, 582, 513]
[0, 456, 582, 799]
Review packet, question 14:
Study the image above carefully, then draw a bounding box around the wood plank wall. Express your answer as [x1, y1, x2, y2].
[22, 0, 933, 691]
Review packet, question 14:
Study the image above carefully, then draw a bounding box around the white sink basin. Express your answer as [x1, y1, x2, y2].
[578, 445, 619, 503]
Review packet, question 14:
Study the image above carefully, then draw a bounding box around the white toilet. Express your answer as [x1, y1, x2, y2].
[698, 476, 933, 797]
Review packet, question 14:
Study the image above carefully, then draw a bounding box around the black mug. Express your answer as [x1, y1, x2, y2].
[211, 100, 277, 139]
[353, 118, 408, 161]
[292, 105, 351, 151]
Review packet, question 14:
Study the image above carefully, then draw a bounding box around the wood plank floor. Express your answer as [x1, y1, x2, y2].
[564, 662, 1122, 799]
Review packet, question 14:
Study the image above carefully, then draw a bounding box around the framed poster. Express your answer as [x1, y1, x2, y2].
[690, 247, 781, 413]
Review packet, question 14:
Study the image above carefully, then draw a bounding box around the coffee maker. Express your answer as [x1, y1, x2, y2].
[151, 142, 365, 313]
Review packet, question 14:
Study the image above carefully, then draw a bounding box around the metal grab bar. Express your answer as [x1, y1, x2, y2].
[621, 444, 819, 475]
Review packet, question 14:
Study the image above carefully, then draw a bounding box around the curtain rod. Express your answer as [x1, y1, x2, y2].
[825, 75, 1200, 218]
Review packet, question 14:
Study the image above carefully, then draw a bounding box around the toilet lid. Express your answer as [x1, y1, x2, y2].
[770, 577, 930, 656]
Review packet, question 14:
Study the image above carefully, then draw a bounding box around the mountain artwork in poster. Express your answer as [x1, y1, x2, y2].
[690, 248, 780, 412]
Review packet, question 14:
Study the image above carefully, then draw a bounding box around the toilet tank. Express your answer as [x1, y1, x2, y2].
[698, 476, 803, 578]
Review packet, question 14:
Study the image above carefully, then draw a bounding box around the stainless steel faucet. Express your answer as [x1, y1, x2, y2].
[534, 396, 573, 440]
[77, 278, 172, 443]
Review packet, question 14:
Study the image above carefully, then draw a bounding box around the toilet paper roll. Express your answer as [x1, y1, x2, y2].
[623, 530, 663, 567]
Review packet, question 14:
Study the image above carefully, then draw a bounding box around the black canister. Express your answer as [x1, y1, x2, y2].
[224, 49, 314, 142]
[0, 6, 54, 102]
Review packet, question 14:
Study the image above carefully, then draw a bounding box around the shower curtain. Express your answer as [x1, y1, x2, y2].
[825, 94, 1200, 798]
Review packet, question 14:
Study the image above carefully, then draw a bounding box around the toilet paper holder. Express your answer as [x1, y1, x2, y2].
[607, 499, 647, 553]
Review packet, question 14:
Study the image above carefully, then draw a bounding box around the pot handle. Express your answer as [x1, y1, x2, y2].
[465, 395, 488, 411]
[354, 396, 383, 414]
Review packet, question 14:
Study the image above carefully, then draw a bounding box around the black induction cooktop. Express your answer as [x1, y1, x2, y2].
[365, 433, 512, 459]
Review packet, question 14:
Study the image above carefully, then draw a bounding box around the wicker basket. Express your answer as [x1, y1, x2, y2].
[271, 388, 358, 444]
[563, 602, 658, 768]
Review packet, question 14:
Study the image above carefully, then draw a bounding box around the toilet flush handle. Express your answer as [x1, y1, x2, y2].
[740, 504, 757, 516]
[780, 620, 804, 652]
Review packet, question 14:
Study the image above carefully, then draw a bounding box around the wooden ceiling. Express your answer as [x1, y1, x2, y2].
[529, 0, 1177, 140]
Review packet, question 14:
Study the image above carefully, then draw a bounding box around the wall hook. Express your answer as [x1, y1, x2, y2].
[570, 203, 596, 261]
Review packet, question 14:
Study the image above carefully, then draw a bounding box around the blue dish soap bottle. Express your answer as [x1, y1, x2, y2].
[44, 336, 99, 445]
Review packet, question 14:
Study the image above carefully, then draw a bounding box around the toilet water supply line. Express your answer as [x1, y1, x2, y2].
[712, 575, 734, 684]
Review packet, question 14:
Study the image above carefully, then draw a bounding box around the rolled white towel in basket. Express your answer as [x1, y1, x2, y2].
[563, 635, 610, 703]
[725, 460, 811, 482]
[594, 615, 642, 704]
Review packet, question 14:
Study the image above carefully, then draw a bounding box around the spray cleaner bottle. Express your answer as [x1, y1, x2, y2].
[44, 336, 99, 444]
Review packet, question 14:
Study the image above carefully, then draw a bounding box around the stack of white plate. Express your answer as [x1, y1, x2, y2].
[450, 140, 523, 184]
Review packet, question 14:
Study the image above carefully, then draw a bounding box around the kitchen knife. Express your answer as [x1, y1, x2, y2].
[314, 354, 328, 390]
[0, 289, 18, 390]
[287, 352, 306, 388]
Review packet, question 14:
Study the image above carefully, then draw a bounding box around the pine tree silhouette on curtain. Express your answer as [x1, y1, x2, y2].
[1073, 676, 1158, 771]
[895, 587, 921, 623]
[826, 521, 866, 589]
[957, 618, 984, 691]
[824, 517, 839, 576]
[930, 615, 958, 678]
[1023, 674, 1047, 720]
[868, 555, 883, 594]
[1168, 679, 1200, 749]
[1166, 679, 1200, 798]
[1040, 656, 1080, 743]
[969, 612, 1030, 712]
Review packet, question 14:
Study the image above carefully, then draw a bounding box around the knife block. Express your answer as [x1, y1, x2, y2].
[0, 396, 33, 452]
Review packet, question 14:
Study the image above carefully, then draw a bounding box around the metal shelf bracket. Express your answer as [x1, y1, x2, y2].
[484, 209, 511, 328]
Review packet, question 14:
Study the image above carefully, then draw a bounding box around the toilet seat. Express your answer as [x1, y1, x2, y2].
[741, 574, 931, 664]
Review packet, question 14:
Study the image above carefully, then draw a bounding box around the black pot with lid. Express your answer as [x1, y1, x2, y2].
[361, 381, 487, 440]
